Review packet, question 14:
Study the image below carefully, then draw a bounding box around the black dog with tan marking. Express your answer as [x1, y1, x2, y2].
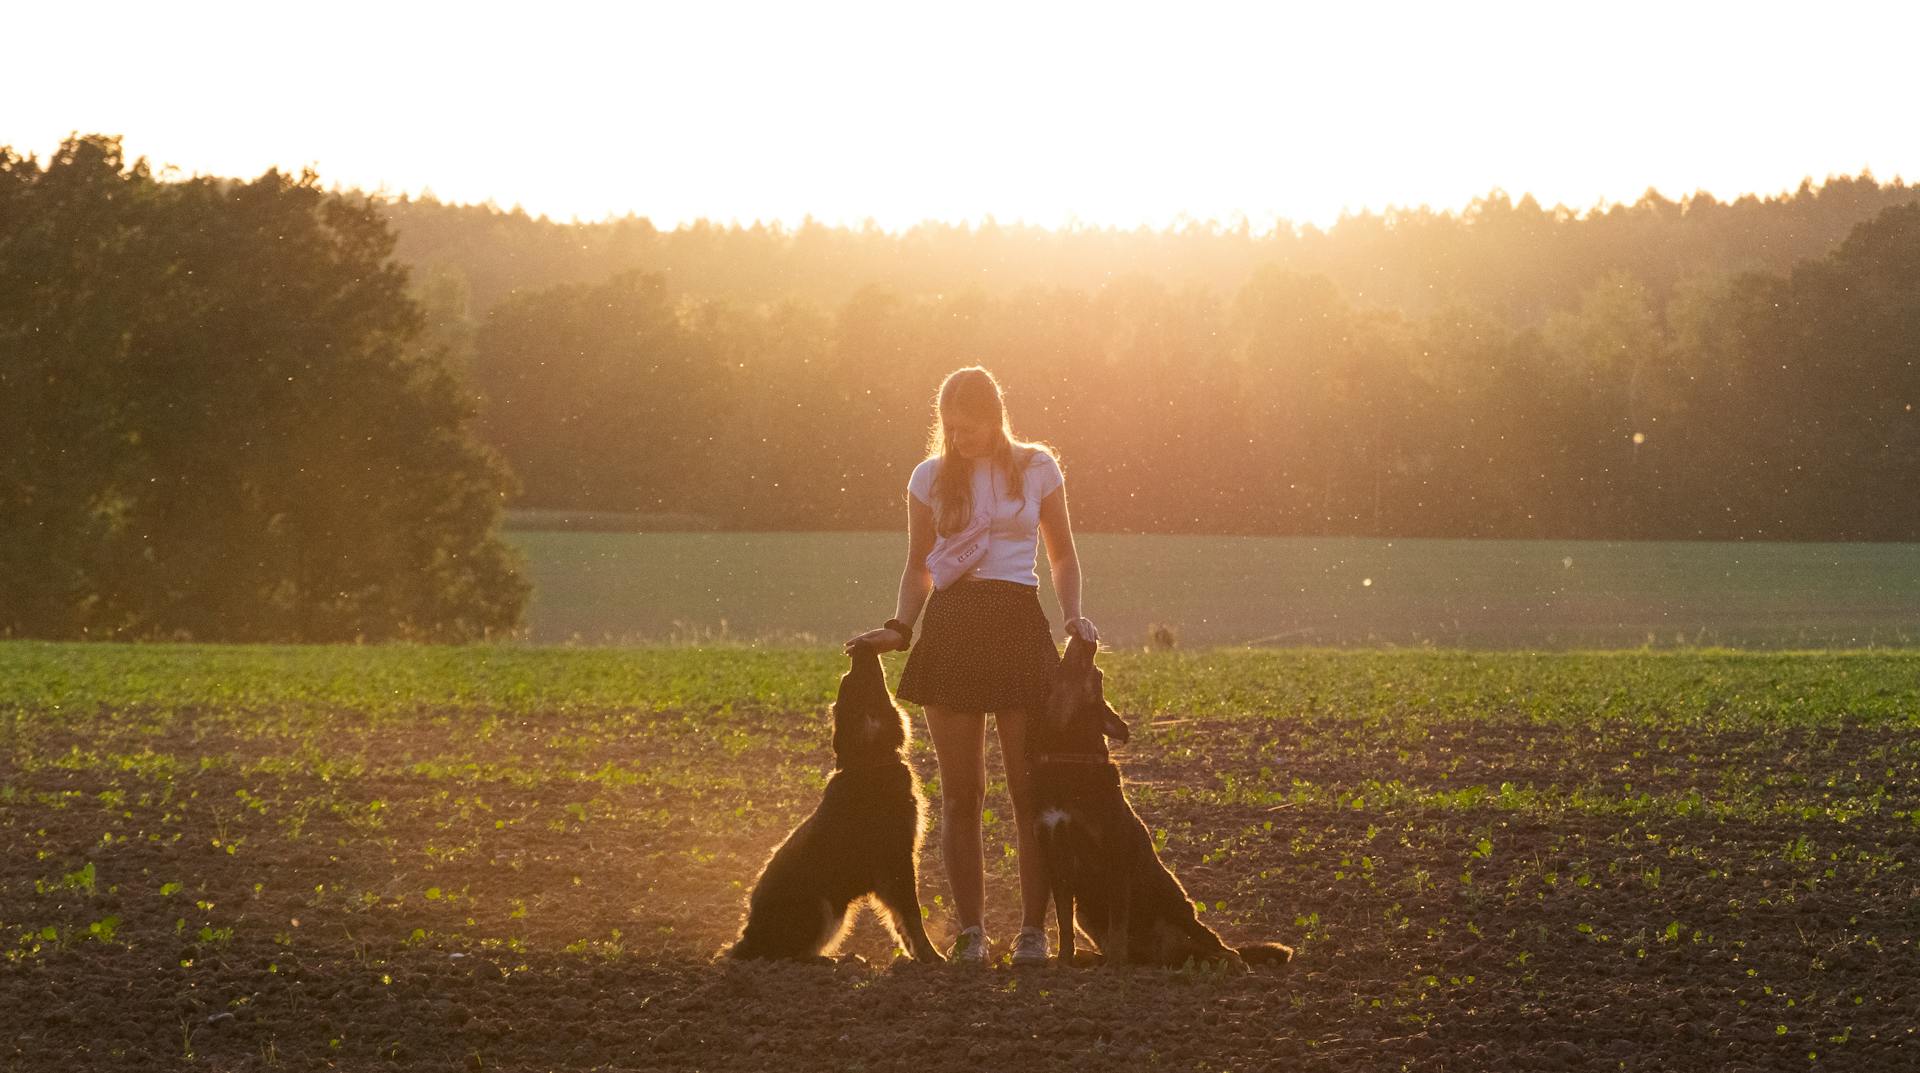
[1030, 631, 1292, 970]
[722, 643, 944, 963]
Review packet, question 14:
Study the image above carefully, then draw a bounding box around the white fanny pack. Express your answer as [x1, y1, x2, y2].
[927, 512, 990, 590]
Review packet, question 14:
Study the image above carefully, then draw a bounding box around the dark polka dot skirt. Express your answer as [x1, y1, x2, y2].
[897, 579, 1060, 713]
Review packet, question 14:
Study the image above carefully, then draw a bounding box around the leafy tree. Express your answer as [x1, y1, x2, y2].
[1766, 203, 1920, 539]
[0, 136, 161, 633]
[0, 135, 526, 640]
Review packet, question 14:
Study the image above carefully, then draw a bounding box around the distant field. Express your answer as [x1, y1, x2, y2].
[5, 643, 1919, 1071]
[504, 531, 1920, 649]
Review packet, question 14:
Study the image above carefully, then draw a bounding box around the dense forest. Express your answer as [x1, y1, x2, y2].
[4, 133, 1917, 642]
[401, 176, 1920, 541]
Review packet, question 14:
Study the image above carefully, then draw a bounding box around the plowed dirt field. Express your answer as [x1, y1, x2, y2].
[4, 645, 1917, 1071]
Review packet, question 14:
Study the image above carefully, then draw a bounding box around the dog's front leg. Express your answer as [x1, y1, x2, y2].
[1104, 871, 1133, 966]
[876, 871, 944, 963]
[1048, 859, 1076, 966]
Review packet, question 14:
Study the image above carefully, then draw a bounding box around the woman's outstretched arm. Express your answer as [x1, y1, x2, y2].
[1038, 485, 1096, 642]
[846, 494, 937, 652]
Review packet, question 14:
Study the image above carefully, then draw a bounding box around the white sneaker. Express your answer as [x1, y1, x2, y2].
[1011, 926, 1050, 967]
[947, 926, 990, 964]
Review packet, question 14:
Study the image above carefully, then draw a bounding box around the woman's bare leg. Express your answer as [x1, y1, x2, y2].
[994, 708, 1051, 931]
[923, 704, 988, 931]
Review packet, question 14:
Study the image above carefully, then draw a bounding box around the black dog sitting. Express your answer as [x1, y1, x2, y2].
[1030, 631, 1292, 970]
[722, 643, 944, 963]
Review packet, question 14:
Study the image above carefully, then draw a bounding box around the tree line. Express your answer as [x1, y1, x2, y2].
[388, 173, 1917, 328]
[469, 202, 1920, 542]
[5, 133, 1916, 641]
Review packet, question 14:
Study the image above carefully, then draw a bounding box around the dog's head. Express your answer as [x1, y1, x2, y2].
[1041, 632, 1130, 754]
[832, 642, 910, 766]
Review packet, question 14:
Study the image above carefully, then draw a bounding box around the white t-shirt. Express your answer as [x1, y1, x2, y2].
[908, 450, 1065, 587]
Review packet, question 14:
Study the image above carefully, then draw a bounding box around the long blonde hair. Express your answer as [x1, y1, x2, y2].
[926, 367, 1054, 535]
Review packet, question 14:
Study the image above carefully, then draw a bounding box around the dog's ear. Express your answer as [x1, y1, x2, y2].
[1101, 701, 1131, 743]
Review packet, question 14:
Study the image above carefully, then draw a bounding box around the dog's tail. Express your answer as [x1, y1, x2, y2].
[1234, 942, 1294, 969]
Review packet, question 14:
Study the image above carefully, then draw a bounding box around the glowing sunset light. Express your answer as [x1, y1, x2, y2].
[11, 0, 1919, 230]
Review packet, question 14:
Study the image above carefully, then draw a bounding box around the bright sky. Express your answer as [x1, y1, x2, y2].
[12, 0, 1919, 231]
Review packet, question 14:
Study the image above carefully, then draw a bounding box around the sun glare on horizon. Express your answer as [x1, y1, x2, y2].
[12, 1, 1920, 231]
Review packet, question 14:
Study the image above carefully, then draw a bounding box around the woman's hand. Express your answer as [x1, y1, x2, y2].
[845, 627, 907, 654]
[1066, 617, 1098, 643]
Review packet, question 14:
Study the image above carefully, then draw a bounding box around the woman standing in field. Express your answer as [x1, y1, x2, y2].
[846, 366, 1097, 968]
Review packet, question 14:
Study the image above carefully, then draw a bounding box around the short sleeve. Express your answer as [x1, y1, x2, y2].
[907, 457, 939, 505]
[1027, 450, 1064, 500]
